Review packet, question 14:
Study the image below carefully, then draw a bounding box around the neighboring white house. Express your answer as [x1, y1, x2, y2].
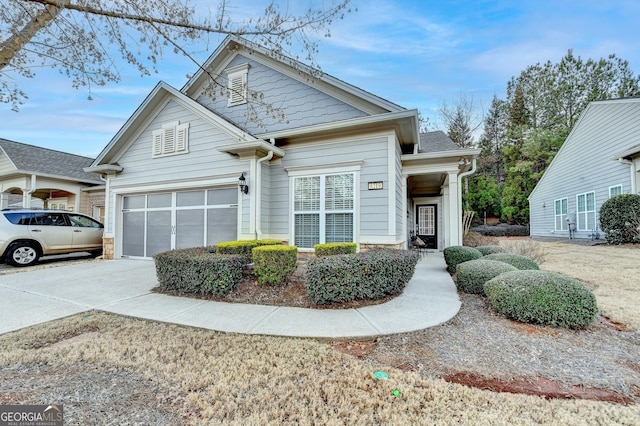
[529, 97, 640, 240]
[86, 36, 479, 260]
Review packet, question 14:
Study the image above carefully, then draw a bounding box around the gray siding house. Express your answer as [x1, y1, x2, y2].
[529, 98, 640, 239]
[87, 36, 479, 259]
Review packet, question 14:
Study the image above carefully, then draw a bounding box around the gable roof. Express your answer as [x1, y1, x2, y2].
[530, 97, 640, 199]
[418, 131, 466, 153]
[181, 35, 406, 116]
[90, 81, 261, 167]
[0, 138, 101, 184]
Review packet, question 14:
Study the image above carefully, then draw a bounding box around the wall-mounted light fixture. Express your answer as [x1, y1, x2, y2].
[238, 172, 248, 194]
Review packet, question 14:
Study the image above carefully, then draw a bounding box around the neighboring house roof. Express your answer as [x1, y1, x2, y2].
[530, 97, 640, 200]
[419, 131, 466, 153]
[0, 138, 101, 184]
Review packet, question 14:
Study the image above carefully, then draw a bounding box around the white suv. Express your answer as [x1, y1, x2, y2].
[0, 209, 104, 267]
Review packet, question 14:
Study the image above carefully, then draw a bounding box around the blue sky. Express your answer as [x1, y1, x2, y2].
[2, 0, 639, 158]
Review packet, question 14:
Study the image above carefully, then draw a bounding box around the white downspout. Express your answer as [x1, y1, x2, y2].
[457, 158, 477, 245]
[255, 148, 274, 239]
[619, 158, 636, 194]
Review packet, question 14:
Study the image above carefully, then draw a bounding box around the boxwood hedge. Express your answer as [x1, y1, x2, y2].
[484, 270, 598, 329]
[306, 249, 419, 305]
[314, 242, 357, 256]
[455, 259, 517, 295]
[475, 245, 507, 256]
[154, 247, 244, 295]
[443, 246, 483, 273]
[252, 245, 298, 285]
[483, 253, 539, 270]
[599, 194, 640, 244]
[216, 239, 283, 263]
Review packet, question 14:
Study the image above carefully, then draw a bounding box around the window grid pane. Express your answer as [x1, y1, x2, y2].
[326, 213, 353, 243]
[294, 177, 320, 211]
[295, 214, 320, 248]
[325, 174, 354, 210]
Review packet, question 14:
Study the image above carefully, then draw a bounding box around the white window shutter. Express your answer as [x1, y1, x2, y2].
[152, 129, 163, 156]
[176, 122, 190, 152]
[164, 127, 176, 153]
[229, 74, 245, 104]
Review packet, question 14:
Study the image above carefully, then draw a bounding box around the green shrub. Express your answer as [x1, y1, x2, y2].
[599, 194, 640, 245]
[252, 245, 298, 285]
[483, 253, 539, 270]
[484, 270, 598, 329]
[475, 245, 507, 256]
[216, 239, 282, 263]
[455, 259, 517, 295]
[443, 246, 482, 273]
[314, 242, 357, 256]
[154, 247, 243, 295]
[306, 249, 419, 305]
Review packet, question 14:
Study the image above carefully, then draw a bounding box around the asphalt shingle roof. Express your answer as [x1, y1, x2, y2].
[418, 131, 464, 153]
[0, 138, 102, 183]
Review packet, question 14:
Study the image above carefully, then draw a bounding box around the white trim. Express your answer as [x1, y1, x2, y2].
[285, 161, 363, 177]
[387, 134, 396, 236]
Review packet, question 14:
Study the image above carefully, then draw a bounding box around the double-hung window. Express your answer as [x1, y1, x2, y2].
[576, 191, 596, 231]
[554, 198, 568, 231]
[609, 184, 623, 198]
[293, 173, 355, 249]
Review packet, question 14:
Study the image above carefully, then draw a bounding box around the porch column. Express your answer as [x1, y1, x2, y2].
[447, 171, 460, 246]
[401, 175, 408, 249]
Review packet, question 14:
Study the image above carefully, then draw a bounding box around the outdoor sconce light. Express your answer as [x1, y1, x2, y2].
[238, 172, 248, 194]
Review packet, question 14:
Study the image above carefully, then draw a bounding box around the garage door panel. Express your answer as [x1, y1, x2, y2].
[207, 207, 238, 245]
[147, 210, 172, 256]
[123, 211, 145, 257]
[177, 209, 205, 249]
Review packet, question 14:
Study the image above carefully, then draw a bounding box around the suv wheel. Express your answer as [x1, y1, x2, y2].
[7, 242, 39, 267]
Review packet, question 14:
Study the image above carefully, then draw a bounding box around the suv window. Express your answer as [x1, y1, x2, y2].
[31, 212, 69, 226]
[68, 214, 102, 228]
[3, 212, 34, 225]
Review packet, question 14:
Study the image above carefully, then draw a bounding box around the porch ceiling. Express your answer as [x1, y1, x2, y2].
[408, 174, 445, 197]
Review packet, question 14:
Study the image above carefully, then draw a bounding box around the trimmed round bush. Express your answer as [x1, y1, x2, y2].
[600, 194, 640, 245]
[443, 246, 482, 273]
[484, 270, 598, 329]
[483, 253, 539, 270]
[455, 259, 518, 295]
[475, 245, 507, 256]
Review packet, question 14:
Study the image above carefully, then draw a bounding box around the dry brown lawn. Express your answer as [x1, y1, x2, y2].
[0, 241, 639, 425]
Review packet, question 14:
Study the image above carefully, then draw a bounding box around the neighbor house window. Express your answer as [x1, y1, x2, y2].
[152, 121, 189, 157]
[554, 198, 568, 231]
[293, 173, 354, 249]
[226, 63, 249, 106]
[609, 184, 623, 198]
[576, 191, 596, 231]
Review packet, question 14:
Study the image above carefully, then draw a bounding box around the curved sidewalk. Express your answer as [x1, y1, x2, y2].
[0, 253, 461, 338]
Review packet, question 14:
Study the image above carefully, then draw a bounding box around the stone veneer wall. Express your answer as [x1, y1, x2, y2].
[102, 237, 114, 260]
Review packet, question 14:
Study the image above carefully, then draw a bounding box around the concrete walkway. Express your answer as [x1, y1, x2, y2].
[0, 253, 460, 338]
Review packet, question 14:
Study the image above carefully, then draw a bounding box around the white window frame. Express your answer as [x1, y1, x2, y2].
[152, 121, 189, 158]
[576, 191, 596, 231]
[554, 198, 568, 231]
[609, 184, 623, 198]
[226, 63, 249, 106]
[285, 160, 364, 252]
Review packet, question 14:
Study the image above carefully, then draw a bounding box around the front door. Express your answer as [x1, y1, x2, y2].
[417, 204, 437, 249]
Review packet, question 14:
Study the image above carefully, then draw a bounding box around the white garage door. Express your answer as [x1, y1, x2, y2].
[121, 188, 237, 257]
